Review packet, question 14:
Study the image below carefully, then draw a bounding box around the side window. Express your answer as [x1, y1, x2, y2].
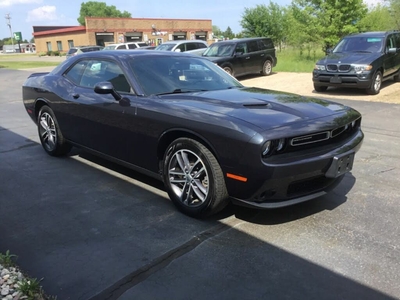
[128, 44, 137, 49]
[235, 42, 247, 55]
[79, 60, 131, 93]
[186, 43, 197, 51]
[176, 44, 186, 52]
[197, 43, 207, 49]
[247, 41, 259, 53]
[394, 34, 400, 49]
[64, 60, 89, 85]
[116, 45, 125, 50]
[386, 35, 395, 51]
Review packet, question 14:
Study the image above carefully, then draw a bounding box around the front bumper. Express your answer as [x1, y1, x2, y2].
[229, 128, 364, 209]
[313, 71, 373, 89]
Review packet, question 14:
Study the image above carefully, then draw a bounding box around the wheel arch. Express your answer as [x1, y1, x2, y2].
[34, 98, 50, 123]
[157, 129, 221, 168]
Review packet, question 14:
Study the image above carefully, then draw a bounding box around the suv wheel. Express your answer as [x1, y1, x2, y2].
[366, 71, 382, 95]
[314, 84, 328, 92]
[262, 60, 273, 76]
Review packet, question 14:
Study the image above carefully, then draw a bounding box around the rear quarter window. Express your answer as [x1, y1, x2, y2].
[67, 48, 78, 54]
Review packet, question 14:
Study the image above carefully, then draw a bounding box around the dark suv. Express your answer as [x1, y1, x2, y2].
[313, 31, 400, 94]
[66, 45, 104, 59]
[202, 37, 277, 77]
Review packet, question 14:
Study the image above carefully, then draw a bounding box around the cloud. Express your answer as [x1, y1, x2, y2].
[0, 0, 42, 7]
[26, 5, 58, 22]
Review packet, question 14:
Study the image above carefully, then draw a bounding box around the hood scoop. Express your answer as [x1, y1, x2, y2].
[243, 102, 271, 109]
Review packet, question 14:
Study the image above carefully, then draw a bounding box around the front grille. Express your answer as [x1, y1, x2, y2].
[326, 64, 351, 73]
[287, 176, 335, 198]
[285, 118, 361, 153]
[291, 131, 330, 146]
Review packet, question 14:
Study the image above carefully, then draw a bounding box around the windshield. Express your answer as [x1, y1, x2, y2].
[129, 56, 243, 96]
[155, 44, 176, 51]
[333, 37, 383, 53]
[203, 44, 235, 57]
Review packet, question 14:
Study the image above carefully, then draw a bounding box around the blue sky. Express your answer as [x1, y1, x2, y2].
[0, 0, 382, 42]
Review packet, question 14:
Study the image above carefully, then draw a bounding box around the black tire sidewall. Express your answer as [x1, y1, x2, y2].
[162, 138, 218, 217]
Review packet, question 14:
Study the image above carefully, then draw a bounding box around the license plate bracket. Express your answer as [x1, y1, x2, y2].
[330, 76, 342, 84]
[325, 153, 355, 178]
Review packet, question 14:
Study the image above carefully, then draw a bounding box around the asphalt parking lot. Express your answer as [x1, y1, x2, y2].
[1, 66, 400, 300]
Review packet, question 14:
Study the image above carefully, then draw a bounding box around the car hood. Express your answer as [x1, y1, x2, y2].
[161, 87, 350, 130]
[317, 52, 381, 65]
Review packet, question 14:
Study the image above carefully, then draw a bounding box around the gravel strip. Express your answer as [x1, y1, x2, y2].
[0, 263, 28, 300]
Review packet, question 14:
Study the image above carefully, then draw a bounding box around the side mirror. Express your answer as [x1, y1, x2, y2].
[174, 48, 182, 52]
[325, 48, 333, 55]
[387, 47, 397, 54]
[94, 81, 122, 101]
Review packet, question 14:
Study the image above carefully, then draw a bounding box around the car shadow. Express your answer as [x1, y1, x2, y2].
[69, 147, 354, 225]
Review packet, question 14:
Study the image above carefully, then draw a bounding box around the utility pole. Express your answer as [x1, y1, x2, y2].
[5, 13, 14, 52]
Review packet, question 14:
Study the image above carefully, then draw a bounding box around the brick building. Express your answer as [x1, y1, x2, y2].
[33, 17, 213, 53]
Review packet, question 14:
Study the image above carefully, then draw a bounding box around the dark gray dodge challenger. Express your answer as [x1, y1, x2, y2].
[22, 50, 364, 217]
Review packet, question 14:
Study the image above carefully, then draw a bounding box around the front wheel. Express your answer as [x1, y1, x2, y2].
[38, 106, 72, 156]
[162, 138, 229, 217]
[366, 71, 382, 95]
[262, 60, 273, 76]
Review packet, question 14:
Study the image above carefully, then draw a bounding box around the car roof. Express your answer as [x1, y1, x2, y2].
[346, 31, 394, 38]
[211, 37, 270, 44]
[161, 40, 207, 44]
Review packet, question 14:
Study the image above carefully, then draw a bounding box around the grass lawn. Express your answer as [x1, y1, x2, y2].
[0, 47, 327, 72]
[0, 61, 61, 69]
[274, 47, 326, 73]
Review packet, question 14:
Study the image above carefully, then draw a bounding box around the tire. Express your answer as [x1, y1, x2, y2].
[37, 106, 72, 156]
[222, 66, 233, 76]
[366, 71, 382, 95]
[262, 60, 273, 76]
[314, 84, 328, 92]
[162, 138, 229, 218]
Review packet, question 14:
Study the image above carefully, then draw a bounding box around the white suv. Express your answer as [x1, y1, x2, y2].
[103, 42, 149, 50]
[155, 40, 208, 53]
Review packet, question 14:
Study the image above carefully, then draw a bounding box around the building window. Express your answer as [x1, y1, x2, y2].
[68, 40, 74, 48]
[46, 42, 52, 51]
[57, 41, 63, 51]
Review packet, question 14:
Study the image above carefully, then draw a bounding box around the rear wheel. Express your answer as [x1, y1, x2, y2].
[366, 71, 382, 95]
[38, 106, 71, 156]
[314, 84, 328, 92]
[163, 138, 229, 218]
[223, 66, 233, 76]
[262, 60, 273, 76]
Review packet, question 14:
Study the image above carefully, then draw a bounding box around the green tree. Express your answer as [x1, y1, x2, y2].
[223, 26, 235, 40]
[212, 25, 222, 39]
[358, 4, 395, 31]
[290, 0, 368, 51]
[384, 0, 400, 29]
[241, 2, 287, 50]
[77, 1, 132, 25]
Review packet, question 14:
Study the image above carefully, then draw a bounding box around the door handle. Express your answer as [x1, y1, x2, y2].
[72, 93, 80, 99]
[246, 57, 250, 59]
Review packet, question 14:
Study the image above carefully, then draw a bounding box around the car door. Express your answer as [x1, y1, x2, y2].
[231, 42, 250, 76]
[245, 40, 265, 74]
[60, 58, 140, 162]
[383, 34, 398, 76]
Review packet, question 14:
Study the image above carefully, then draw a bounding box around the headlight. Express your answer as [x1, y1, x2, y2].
[314, 64, 326, 71]
[262, 141, 272, 156]
[262, 139, 286, 157]
[352, 64, 372, 74]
